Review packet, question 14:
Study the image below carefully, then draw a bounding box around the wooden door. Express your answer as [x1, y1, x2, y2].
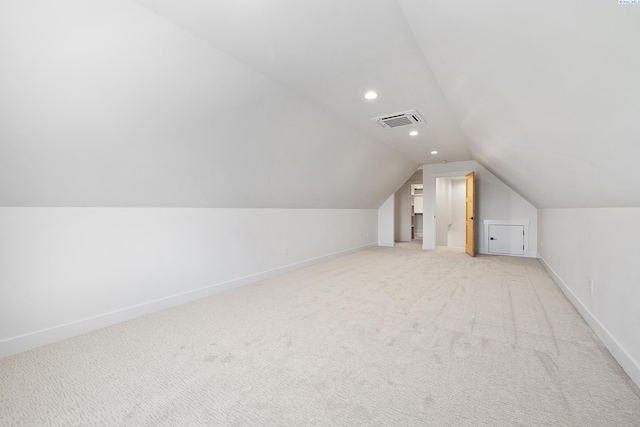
[465, 172, 476, 257]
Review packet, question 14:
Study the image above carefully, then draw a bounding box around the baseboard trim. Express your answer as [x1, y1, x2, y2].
[539, 256, 640, 388]
[0, 243, 376, 359]
[477, 250, 537, 258]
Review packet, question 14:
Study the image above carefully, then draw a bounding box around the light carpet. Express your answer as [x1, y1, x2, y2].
[1, 246, 639, 426]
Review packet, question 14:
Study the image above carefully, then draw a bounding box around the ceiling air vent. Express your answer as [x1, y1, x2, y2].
[371, 110, 425, 128]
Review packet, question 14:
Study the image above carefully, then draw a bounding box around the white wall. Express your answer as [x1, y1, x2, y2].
[378, 194, 395, 247]
[423, 161, 537, 257]
[538, 208, 640, 387]
[0, 207, 377, 357]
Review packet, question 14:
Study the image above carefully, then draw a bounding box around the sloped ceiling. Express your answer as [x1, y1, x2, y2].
[399, 0, 640, 208]
[1, 0, 639, 209]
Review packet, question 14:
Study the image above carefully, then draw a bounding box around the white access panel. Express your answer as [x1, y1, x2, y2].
[488, 224, 524, 255]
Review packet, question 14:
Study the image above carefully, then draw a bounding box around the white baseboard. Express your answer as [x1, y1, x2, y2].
[477, 249, 537, 258]
[378, 241, 395, 247]
[0, 243, 376, 359]
[539, 256, 640, 389]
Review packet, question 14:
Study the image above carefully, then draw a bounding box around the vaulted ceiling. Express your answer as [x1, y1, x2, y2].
[1, 0, 639, 209]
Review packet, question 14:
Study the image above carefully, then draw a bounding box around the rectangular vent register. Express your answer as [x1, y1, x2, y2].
[371, 110, 425, 128]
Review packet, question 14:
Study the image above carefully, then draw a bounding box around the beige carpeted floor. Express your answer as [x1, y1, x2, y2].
[1, 246, 639, 426]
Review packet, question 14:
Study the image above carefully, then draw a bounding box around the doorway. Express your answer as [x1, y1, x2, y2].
[435, 176, 466, 248]
[411, 184, 423, 240]
[393, 169, 423, 245]
[422, 168, 475, 252]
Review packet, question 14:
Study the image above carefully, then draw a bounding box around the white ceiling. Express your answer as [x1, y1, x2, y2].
[1, 0, 639, 208]
[399, 0, 640, 207]
[133, 0, 471, 163]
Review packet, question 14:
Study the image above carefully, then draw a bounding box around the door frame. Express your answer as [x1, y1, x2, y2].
[422, 169, 474, 251]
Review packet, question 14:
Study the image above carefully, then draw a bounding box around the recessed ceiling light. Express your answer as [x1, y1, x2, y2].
[364, 91, 378, 100]
[431, 150, 438, 154]
[409, 131, 418, 136]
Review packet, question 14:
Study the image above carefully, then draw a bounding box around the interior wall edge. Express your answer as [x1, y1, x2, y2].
[378, 193, 395, 247]
[538, 256, 640, 389]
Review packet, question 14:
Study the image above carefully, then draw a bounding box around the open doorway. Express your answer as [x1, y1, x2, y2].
[435, 176, 466, 248]
[411, 184, 423, 239]
[422, 167, 476, 253]
[394, 169, 423, 248]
